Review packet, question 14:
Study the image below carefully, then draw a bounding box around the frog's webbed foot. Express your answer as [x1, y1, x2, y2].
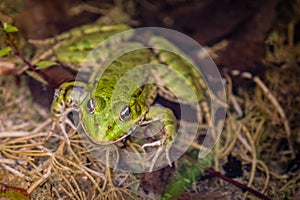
[142, 140, 172, 172]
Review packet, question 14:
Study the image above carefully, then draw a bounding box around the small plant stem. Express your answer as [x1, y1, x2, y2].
[180, 152, 271, 200]
[3, 28, 56, 88]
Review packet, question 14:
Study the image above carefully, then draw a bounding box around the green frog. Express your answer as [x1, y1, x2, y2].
[45, 24, 211, 170]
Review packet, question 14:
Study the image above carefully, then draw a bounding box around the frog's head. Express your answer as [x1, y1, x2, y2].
[80, 94, 147, 143]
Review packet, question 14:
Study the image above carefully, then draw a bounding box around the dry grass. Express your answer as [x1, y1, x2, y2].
[1, 1, 300, 199]
[0, 77, 146, 199]
[1, 35, 299, 198]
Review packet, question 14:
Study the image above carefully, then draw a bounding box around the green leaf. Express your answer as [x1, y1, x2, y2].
[36, 61, 57, 69]
[3, 23, 18, 33]
[0, 190, 30, 200]
[0, 46, 12, 57]
[160, 152, 213, 200]
[26, 71, 49, 85]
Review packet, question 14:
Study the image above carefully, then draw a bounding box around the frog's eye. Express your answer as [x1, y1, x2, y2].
[86, 98, 95, 114]
[119, 106, 130, 122]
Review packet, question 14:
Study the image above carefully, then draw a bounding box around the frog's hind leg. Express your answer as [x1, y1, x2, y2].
[142, 105, 177, 171]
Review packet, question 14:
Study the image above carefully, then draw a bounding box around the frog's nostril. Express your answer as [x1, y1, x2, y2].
[107, 125, 112, 130]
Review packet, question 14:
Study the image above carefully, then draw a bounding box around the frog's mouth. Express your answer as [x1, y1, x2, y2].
[81, 121, 139, 146]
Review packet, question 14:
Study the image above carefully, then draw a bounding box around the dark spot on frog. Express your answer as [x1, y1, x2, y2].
[122, 85, 130, 91]
[108, 125, 113, 130]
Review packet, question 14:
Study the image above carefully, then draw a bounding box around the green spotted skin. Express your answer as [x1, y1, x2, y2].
[81, 48, 152, 142]
[80, 39, 208, 144]
[34, 24, 131, 70]
[57, 24, 130, 68]
[149, 37, 208, 103]
[51, 81, 86, 118]
[50, 24, 209, 146]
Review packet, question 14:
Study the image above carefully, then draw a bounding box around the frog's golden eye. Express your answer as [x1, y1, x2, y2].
[86, 98, 95, 114]
[119, 106, 130, 122]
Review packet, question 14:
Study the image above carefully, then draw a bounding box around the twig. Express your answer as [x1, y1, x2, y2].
[205, 167, 271, 200]
[230, 70, 295, 159]
[2, 24, 56, 88]
[0, 131, 45, 138]
[1, 164, 26, 178]
[179, 152, 272, 200]
[27, 165, 51, 194]
[241, 123, 257, 199]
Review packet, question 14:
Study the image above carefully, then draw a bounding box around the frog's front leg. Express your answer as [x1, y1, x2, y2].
[49, 81, 86, 144]
[141, 105, 177, 170]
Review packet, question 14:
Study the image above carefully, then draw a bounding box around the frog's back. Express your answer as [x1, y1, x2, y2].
[94, 46, 152, 103]
[149, 37, 209, 103]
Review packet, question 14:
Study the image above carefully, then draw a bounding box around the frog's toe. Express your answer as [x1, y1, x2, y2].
[58, 123, 71, 145]
[142, 140, 163, 149]
[148, 146, 172, 172]
[45, 121, 56, 142]
[143, 139, 173, 171]
[46, 121, 70, 145]
[65, 118, 77, 131]
[165, 146, 172, 167]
